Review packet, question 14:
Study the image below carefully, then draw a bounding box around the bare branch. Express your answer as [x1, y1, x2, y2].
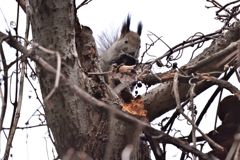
[185, 40, 240, 73]
[140, 32, 163, 64]
[3, 10, 30, 158]
[3, 61, 26, 160]
[173, 71, 183, 111]
[216, 0, 240, 21]
[197, 74, 240, 99]
[151, 31, 222, 67]
[151, 132, 216, 160]
[173, 72, 224, 151]
[76, 0, 92, 10]
[0, 33, 9, 132]
[2, 124, 46, 130]
[189, 78, 197, 160]
[138, 39, 240, 88]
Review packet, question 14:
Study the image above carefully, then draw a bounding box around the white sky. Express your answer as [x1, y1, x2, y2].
[0, 0, 239, 159]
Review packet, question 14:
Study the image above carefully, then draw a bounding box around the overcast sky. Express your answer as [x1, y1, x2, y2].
[0, 0, 238, 159]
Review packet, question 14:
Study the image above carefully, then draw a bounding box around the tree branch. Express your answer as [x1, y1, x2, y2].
[197, 74, 240, 99]
[173, 72, 224, 151]
[143, 22, 240, 121]
[0, 33, 8, 132]
[3, 60, 26, 160]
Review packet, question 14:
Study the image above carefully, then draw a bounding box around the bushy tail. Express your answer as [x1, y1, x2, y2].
[97, 27, 119, 54]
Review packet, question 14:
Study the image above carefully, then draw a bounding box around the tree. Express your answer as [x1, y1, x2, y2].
[1, 0, 240, 160]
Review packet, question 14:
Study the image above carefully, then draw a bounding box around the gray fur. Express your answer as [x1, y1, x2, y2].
[97, 28, 119, 54]
[98, 15, 143, 72]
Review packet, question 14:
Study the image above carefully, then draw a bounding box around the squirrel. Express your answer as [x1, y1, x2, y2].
[97, 15, 142, 102]
[98, 15, 142, 74]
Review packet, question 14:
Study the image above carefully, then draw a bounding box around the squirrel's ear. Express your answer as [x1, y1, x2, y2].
[137, 22, 142, 36]
[121, 14, 131, 38]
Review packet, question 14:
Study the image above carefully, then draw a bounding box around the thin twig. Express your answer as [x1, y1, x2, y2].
[32, 43, 61, 102]
[145, 134, 164, 160]
[25, 75, 44, 107]
[186, 40, 240, 73]
[185, 68, 234, 146]
[151, 31, 221, 67]
[2, 124, 46, 130]
[161, 100, 189, 132]
[138, 39, 239, 87]
[6, 54, 29, 69]
[0, 83, 4, 109]
[8, 0, 21, 143]
[3, 59, 26, 160]
[214, 75, 224, 130]
[140, 31, 163, 64]
[3, 5, 30, 158]
[182, 106, 224, 151]
[189, 77, 196, 160]
[173, 72, 224, 151]
[150, 70, 162, 83]
[173, 71, 182, 111]
[76, 0, 92, 10]
[0, 28, 9, 134]
[198, 74, 240, 99]
[215, 0, 240, 21]
[88, 71, 109, 75]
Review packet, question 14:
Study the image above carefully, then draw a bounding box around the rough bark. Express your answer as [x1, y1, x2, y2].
[29, 0, 104, 157]
[144, 22, 240, 121]
[28, 0, 149, 159]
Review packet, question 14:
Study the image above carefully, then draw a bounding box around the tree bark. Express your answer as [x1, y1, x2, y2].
[28, 0, 149, 159]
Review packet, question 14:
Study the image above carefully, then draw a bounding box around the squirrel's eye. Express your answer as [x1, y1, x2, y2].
[124, 39, 128, 44]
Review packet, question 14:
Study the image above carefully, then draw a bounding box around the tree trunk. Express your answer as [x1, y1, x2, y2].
[28, 0, 149, 159]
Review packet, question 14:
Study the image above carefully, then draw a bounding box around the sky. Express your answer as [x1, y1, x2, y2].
[0, 0, 239, 159]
